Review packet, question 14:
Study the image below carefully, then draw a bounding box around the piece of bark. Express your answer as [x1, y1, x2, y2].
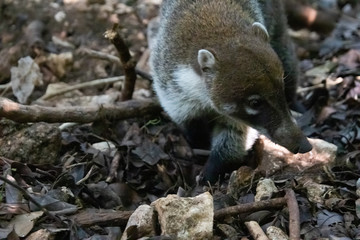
[0, 97, 162, 123]
[71, 209, 133, 227]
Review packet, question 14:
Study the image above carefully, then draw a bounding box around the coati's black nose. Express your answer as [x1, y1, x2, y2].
[298, 137, 312, 154]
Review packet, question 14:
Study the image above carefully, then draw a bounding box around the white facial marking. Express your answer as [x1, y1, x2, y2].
[245, 106, 260, 115]
[153, 65, 212, 123]
[245, 127, 259, 150]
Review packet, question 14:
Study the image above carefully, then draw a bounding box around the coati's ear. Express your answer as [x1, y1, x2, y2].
[198, 49, 216, 72]
[252, 22, 269, 42]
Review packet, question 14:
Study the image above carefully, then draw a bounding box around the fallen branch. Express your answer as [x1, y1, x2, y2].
[285, 189, 301, 240]
[214, 197, 287, 220]
[71, 208, 133, 227]
[104, 25, 137, 101]
[0, 97, 162, 123]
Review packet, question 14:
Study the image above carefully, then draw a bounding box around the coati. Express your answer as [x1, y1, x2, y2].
[150, 0, 313, 182]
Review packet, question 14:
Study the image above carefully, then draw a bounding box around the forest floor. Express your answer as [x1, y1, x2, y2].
[0, 0, 359, 239]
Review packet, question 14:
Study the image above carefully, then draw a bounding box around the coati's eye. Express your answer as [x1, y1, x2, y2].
[249, 98, 263, 109]
[245, 95, 263, 115]
[247, 95, 263, 109]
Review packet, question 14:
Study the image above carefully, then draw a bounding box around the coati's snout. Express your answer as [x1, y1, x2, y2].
[270, 117, 312, 154]
[292, 135, 312, 154]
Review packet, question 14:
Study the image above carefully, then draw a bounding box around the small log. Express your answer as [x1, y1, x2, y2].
[0, 97, 162, 123]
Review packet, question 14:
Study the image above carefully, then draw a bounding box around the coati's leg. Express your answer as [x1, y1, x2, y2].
[182, 117, 213, 150]
[202, 124, 258, 183]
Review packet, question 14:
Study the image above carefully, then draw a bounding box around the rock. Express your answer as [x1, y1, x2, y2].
[151, 192, 214, 240]
[303, 181, 335, 204]
[92, 141, 117, 157]
[217, 224, 238, 240]
[0, 119, 61, 165]
[121, 205, 156, 240]
[255, 178, 278, 202]
[267, 226, 289, 240]
[227, 166, 257, 199]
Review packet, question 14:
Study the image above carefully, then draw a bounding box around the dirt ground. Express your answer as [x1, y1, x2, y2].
[0, 0, 360, 239]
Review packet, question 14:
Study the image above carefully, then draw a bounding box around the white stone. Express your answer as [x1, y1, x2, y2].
[151, 192, 214, 240]
[267, 226, 289, 240]
[121, 205, 156, 240]
[255, 178, 278, 202]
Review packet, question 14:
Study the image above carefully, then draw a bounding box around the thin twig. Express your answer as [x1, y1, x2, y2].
[76, 165, 97, 185]
[104, 25, 137, 101]
[0, 83, 11, 90]
[78, 47, 121, 65]
[106, 151, 121, 183]
[0, 83, 11, 97]
[79, 48, 153, 82]
[38, 76, 124, 101]
[193, 149, 211, 156]
[0, 175, 64, 225]
[136, 68, 153, 82]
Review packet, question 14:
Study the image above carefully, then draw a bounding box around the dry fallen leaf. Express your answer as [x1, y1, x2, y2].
[11, 211, 44, 237]
[10, 56, 43, 104]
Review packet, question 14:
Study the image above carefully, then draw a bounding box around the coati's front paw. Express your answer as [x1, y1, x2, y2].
[202, 151, 245, 184]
